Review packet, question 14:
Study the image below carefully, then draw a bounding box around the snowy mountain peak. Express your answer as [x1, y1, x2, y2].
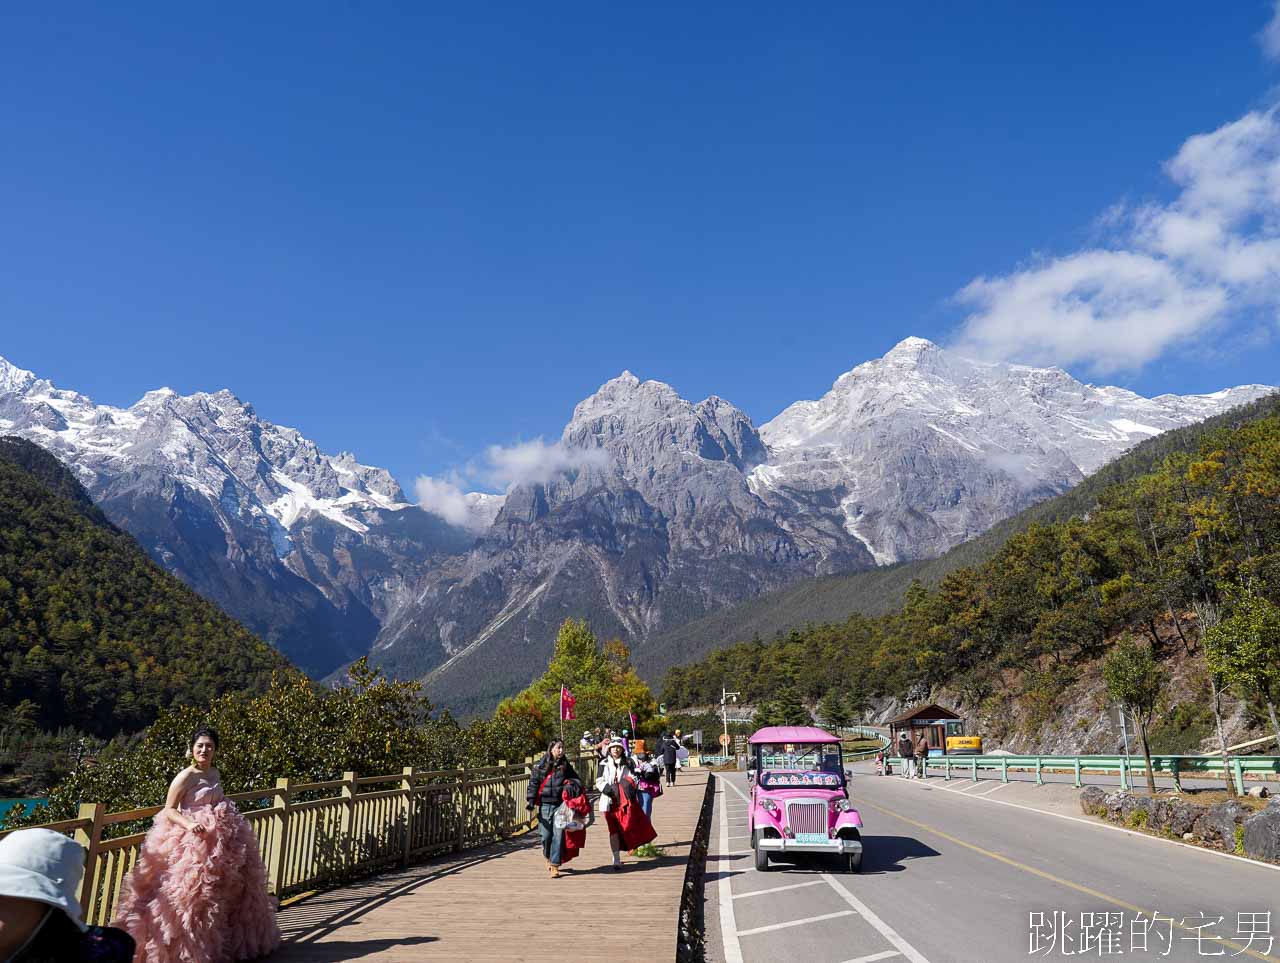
[883, 336, 941, 362]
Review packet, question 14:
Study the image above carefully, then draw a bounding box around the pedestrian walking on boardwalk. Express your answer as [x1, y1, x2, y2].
[526, 738, 580, 879]
[115, 726, 281, 963]
[662, 732, 679, 786]
[596, 738, 640, 870]
[898, 732, 914, 779]
[634, 752, 662, 818]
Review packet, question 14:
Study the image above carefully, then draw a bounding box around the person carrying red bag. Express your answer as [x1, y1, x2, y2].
[595, 738, 656, 870]
[556, 779, 592, 867]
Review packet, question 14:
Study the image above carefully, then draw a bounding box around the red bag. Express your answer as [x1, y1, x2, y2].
[613, 790, 657, 851]
[559, 791, 591, 865]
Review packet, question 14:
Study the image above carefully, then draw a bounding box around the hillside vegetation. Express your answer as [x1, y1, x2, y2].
[661, 408, 1280, 743]
[0, 437, 293, 737]
[644, 393, 1280, 680]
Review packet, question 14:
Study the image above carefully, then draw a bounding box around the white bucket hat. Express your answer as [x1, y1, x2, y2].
[0, 828, 88, 931]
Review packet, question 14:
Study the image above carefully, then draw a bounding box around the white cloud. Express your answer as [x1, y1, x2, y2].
[482, 438, 608, 489]
[1261, 1, 1280, 61]
[955, 107, 1280, 373]
[415, 439, 608, 529]
[413, 475, 481, 530]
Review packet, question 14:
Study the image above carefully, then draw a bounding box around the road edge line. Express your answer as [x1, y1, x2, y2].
[716, 775, 745, 963]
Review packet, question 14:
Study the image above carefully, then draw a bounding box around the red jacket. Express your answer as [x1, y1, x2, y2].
[560, 792, 592, 865]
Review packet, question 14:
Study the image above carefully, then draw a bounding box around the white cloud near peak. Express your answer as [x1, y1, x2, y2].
[415, 439, 608, 530]
[955, 107, 1280, 373]
[1261, 1, 1280, 61]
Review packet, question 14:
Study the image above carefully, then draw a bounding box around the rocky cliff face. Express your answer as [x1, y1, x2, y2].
[0, 357, 471, 674]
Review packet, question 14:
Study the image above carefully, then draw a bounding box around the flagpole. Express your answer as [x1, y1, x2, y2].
[560, 685, 565, 744]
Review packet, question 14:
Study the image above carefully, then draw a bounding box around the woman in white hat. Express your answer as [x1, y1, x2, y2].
[114, 726, 280, 962]
[0, 827, 134, 961]
[594, 738, 635, 870]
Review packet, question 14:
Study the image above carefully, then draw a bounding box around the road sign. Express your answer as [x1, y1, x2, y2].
[719, 733, 732, 747]
[734, 736, 747, 753]
[690, 729, 703, 746]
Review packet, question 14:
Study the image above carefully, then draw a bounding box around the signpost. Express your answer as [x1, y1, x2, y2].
[719, 732, 732, 748]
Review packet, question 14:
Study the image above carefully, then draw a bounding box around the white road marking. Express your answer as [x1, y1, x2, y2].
[821, 873, 932, 963]
[716, 779, 745, 963]
[732, 879, 825, 899]
[737, 910, 857, 937]
[972, 782, 1011, 796]
[839, 952, 903, 963]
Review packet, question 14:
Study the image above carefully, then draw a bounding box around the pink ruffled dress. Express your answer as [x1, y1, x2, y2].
[116, 771, 282, 962]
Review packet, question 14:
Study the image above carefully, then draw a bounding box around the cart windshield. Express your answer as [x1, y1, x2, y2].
[756, 742, 842, 773]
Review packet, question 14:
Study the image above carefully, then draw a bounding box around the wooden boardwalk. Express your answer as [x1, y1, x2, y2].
[271, 770, 710, 962]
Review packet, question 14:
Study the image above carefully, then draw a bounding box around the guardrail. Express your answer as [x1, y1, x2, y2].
[0, 753, 599, 927]
[899, 753, 1280, 794]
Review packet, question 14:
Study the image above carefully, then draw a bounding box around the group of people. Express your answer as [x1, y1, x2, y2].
[0, 726, 280, 962]
[887, 730, 932, 779]
[530, 728, 685, 877]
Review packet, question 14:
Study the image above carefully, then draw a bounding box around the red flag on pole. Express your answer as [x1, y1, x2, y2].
[629, 710, 637, 733]
[560, 686, 576, 721]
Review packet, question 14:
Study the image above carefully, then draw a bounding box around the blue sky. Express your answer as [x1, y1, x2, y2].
[3, 3, 1280, 492]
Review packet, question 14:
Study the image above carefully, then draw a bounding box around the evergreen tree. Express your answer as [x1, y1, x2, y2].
[1103, 637, 1165, 795]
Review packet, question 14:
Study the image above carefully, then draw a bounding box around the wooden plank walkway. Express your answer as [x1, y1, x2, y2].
[271, 770, 710, 962]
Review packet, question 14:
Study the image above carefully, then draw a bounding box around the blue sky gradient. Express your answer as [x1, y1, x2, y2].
[3, 3, 1279, 489]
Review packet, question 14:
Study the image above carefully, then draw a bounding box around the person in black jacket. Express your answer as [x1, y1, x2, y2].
[525, 739, 580, 878]
[662, 733, 679, 786]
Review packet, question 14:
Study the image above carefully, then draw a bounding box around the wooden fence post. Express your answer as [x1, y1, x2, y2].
[340, 772, 357, 878]
[269, 778, 291, 897]
[456, 769, 469, 852]
[497, 761, 509, 837]
[74, 802, 104, 923]
[400, 767, 415, 867]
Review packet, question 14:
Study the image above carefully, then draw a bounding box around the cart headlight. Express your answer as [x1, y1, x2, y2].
[830, 798, 852, 812]
[760, 799, 778, 814]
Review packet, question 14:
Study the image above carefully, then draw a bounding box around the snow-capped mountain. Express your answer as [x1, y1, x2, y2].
[367, 339, 1273, 711]
[752, 336, 1272, 564]
[0, 355, 472, 674]
[3, 341, 1271, 704]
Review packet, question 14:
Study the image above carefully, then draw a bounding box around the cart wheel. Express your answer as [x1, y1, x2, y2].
[752, 831, 771, 871]
[845, 851, 862, 873]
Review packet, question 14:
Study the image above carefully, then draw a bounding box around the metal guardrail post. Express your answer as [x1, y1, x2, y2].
[1073, 757, 1081, 789]
[74, 802, 104, 922]
[269, 778, 291, 896]
[1233, 758, 1245, 795]
[944, 758, 951, 780]
[400, 767, 415, 866]
[1001, 758, 1009, 784]
[1170, 758, 1181, 793]
[971, 758, 978, 782]
[1119, 757, 1129, 791]
[1035, 757, 1043, 786]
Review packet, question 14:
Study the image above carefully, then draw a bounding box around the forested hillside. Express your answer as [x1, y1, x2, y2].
[643, 392, 1280, 680]
[0, 437, 293, 736]
[661, 411, 1280, 745]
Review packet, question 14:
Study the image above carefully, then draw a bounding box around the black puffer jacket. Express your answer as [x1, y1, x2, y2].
[526, 753, 581, 808]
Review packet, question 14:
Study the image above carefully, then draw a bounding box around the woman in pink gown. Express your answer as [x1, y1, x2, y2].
[116, 727, 281, 962]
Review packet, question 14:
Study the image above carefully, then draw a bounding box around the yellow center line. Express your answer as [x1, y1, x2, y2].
[857, 797, 1279, 962]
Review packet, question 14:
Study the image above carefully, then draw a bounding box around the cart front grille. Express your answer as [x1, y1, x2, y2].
[786, 800, 827, 836]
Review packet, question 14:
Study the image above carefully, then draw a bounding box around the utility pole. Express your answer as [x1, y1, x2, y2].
[721, 687, 740, 759]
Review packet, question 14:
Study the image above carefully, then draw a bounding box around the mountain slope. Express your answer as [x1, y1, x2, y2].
[639, 389, 1280, 680]
[0, 437, 293, 736]
[0, 356, 473, 675]
[372, 345, 1271, 713]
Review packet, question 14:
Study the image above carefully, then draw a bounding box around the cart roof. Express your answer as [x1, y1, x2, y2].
[748, 725, 840, 745]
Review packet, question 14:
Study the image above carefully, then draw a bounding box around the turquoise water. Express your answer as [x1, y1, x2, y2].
[0, 798, 45, 820]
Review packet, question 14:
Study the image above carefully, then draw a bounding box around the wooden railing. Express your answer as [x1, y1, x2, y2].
[1, 753, 599, 928]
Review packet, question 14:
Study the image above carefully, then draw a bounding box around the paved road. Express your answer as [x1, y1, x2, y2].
[705, 770, 1280, 963]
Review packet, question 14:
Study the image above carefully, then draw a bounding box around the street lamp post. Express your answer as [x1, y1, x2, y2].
[721, 687, 740, 760]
